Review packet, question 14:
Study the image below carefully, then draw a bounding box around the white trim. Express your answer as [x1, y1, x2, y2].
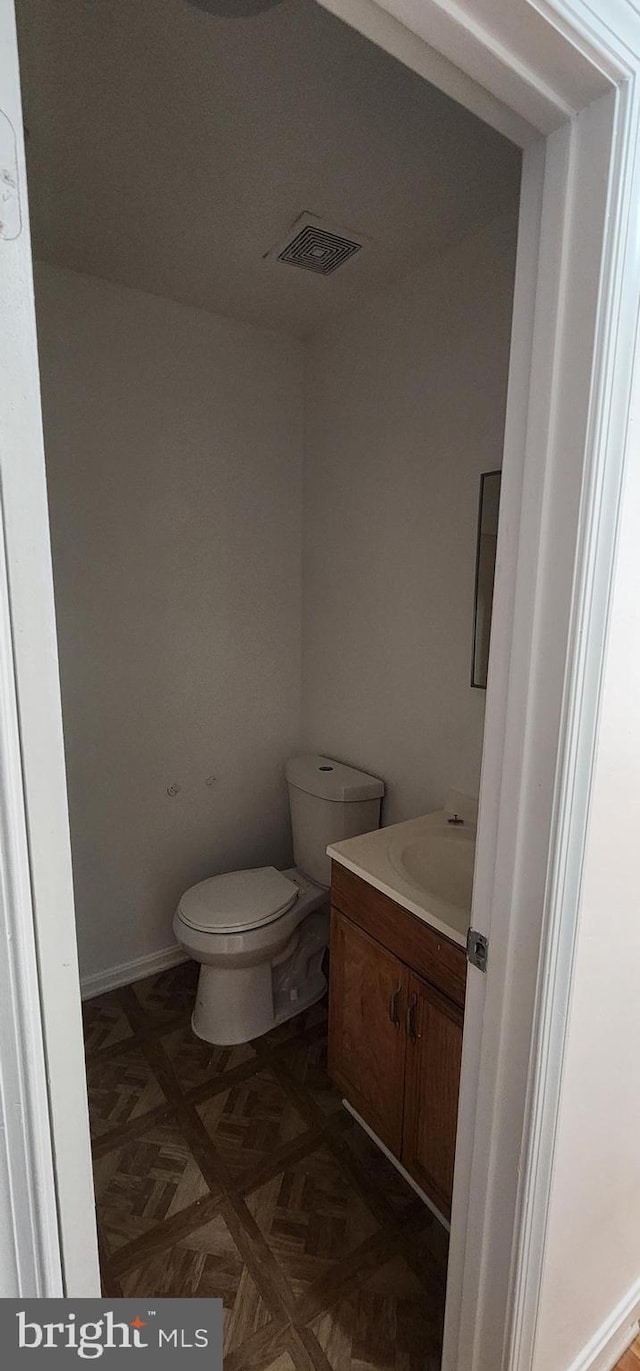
[81, 945, 188, 1001]
[564, 1277, 640, 1371]
[317, 0, 612, 137]
[440, 128, 549, 1371]
[461, 89, 627, 1371]
[0, 0, 100, 1297]
[0, 487, 62, 1296]
[316, 0, 537, 146]
[506, 77, 639, 1371]
[341, 1099, 451, 1232]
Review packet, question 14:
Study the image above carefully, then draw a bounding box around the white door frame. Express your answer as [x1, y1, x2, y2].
[2, 0, 640, 1366]
[0, 0, 100, 1297]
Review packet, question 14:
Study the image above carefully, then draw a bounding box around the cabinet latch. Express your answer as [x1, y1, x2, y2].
[466, 928, 488, 973]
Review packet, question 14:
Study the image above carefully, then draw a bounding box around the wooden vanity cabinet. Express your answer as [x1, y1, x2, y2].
[402, 973, 464, 1218]
[328, 862, 466, 1220]
[328, 914, 407, 1154]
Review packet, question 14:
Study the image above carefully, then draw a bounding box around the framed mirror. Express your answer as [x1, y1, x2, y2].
[471, 470, 501, 689]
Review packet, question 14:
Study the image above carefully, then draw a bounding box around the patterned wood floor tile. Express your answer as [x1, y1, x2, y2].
[245, 1144, 380, 1299]
[161, 1020, 256, 1092]
[310, 1254, 443, 1371]
[196, 1068, 308, 1184]
[260, 1353, 297, 1371]
[615, 1336, 640, 1370]
[94, 1116, 212, 1255]
[90, 979, 448, 1369]
[119, 1209, 275, 1353]
[86, 1041, 167, 1139]
[401, 1205, 450, 1290]
[225, 1323, 310, 1371]
[340, 1119, 433, 1227]
[278, 1033, 343, 1118]
[259, 999, 328, 1050]
[132, 960, 199, 1025]
[83, 993, 134, 1054]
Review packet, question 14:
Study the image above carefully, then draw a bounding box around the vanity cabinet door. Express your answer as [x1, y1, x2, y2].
[401, 972, 464, 1220]
[328, 909, 408, 1155]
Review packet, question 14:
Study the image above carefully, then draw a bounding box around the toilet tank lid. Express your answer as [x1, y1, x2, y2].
[286, 755, 384, 803]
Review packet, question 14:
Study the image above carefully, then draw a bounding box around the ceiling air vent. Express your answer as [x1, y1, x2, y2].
[265, 213, 368, 277]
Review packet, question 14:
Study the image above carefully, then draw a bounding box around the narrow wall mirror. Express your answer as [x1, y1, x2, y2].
[471, 470, 501, 689]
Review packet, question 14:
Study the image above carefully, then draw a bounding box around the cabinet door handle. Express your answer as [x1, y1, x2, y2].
[406, 992, 419, 1042]
[389, 983, 402, 1027]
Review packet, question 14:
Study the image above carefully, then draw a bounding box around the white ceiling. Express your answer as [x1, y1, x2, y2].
[16, 0, 521, 339]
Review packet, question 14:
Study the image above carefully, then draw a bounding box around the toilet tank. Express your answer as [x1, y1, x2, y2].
[286, 755, 384, 888]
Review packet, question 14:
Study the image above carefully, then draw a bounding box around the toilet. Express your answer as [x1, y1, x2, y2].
[173, 754, 384, 1045]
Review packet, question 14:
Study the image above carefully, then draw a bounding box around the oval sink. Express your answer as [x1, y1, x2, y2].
[389, 829, 475, 912]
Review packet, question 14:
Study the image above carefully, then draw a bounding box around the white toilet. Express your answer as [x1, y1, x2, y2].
[173, 754, 384, 1045]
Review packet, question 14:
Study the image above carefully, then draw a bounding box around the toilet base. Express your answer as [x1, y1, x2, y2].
[272, 969, 327, 1031]
[191, 960, 274, 1045]
[191, 908, 329, 1046]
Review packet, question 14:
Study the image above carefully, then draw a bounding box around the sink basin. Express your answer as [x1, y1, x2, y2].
[327, 799, 478, 946]
[389, 828, 475, 912]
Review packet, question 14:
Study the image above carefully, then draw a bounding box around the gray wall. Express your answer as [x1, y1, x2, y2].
[35, 264, 304, 982]
[301, 215, 517, 824]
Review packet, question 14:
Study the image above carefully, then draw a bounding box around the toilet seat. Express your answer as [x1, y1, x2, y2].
[176, 866, 299, 935]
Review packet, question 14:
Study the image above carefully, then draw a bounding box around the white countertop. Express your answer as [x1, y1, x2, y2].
[327, 809, 475, 949]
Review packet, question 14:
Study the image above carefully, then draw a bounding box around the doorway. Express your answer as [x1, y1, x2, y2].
[2, 2, 638, 1371]
[14, 0, 519, 1361]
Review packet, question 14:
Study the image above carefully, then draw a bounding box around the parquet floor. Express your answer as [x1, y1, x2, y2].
[84, 960, 448, 1370]
[615, 1334, 640, 1369]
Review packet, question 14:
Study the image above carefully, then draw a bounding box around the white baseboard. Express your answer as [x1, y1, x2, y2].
[566, 1275, 640, 1371]
[80, 944, 189, 1000]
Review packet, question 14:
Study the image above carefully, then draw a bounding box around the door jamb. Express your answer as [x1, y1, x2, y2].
[0, 0, 100, 1298]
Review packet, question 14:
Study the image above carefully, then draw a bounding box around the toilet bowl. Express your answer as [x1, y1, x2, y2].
[173, 754, 384, 1045]
[173, 865, 328, 1044]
